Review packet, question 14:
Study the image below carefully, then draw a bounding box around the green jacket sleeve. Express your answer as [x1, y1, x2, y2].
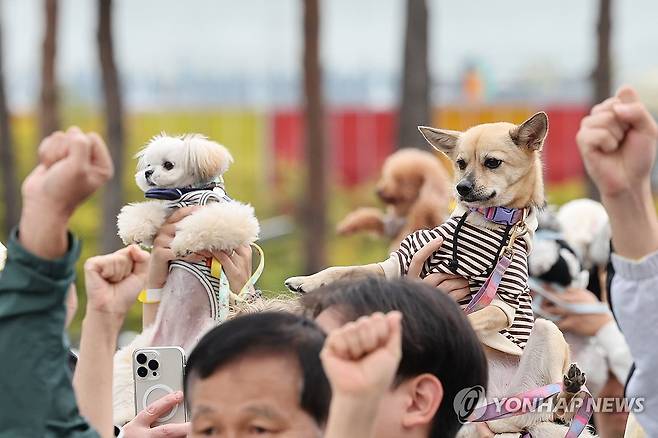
[0, 229, 99, 437]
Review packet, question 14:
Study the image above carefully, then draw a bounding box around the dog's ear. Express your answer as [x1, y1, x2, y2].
[184, 134, 234, 182]
[510, 112, 549, 151]
[417, 126, 461, 158]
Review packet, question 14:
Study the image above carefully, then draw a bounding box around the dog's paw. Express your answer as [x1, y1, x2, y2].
[285, 275, 327, 293]
[563, 363, 586, 393]
[170, 202, 260, 257]
[116, 201, 168, 247]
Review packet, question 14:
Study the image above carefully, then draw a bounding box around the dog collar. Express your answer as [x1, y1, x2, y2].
[469, 206, 526, 226]
[145, 180, 224, 201]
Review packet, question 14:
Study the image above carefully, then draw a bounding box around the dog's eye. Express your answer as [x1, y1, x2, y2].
[484, 158, 502, 169]
[456, 159, 467, 170]
[163, 161, 174, 171]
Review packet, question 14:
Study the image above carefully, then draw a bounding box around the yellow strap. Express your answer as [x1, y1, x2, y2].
[137, 289, 161, 304]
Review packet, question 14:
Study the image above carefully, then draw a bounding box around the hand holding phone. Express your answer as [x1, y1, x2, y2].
[122, 391, 189, 437]
[133, 347, 187, 424]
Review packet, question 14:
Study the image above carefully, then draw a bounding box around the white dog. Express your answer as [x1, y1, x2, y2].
[113, 134, 260, 424]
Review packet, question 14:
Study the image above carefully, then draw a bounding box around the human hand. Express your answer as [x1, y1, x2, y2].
[408, 237, 470, 301]
[122, 391, 190, 438]
[19, 127, 114, 259]
[148, 207, 200, 289]
[542, 288, 613, 337]
[210, 244, 253, 294]
[321, 311, 402, 398]
[577, 86, 658, 199]
[84, 245, 150, 323]
[23, 127, 114, 219]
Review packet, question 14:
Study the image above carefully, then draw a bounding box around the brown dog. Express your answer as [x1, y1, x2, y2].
[336, 148, 452, 250]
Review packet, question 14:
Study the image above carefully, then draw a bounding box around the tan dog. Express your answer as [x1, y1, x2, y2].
[286, 113, 548, 347]
[336, 148, 452, 250]
[288, 113, 593, 435]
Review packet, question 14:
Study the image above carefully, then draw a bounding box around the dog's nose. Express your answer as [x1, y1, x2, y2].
[145, 169, 154, 179]
[456, 180, 473, 196]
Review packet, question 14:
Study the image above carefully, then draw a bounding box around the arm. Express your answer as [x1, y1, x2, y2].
[577, 86, 658, 434]
[576, 86, 658, 260]
[73, 246, 150, 437]
[610, 253, 658, 434]
[336, 207, 386, 236]
[0, 128, 113, 437]
[322, 311, 403, 438]
[142, 207, 198, 328]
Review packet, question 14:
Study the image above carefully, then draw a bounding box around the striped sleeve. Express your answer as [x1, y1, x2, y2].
[393, 228, 442, 277]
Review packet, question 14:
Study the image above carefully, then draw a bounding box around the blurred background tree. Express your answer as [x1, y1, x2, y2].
[588, 0, 613, 200]
[301, 0, 327, 273]
[398, 0, 431, 149]
[98, 0, 125, 253]
[39, 0, 59, 139]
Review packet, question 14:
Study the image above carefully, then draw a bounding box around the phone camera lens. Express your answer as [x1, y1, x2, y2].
[136, 353, 147, 364]
[137, 366, 148, 378]
[148, 359, 159, 371]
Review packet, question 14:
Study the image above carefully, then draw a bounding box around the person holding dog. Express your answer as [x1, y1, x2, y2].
[577, 85, 658, 436]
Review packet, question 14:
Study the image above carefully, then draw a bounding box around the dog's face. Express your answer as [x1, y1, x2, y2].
[418, 112, 548, 209]
[135, 134, 233, 191]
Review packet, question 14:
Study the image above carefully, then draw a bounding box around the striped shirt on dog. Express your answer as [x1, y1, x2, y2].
[382, 209, 535, 354]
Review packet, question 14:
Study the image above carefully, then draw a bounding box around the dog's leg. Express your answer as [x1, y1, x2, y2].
[117, 201, 169, 247]
[169, 201, 259, 257]
[487, 319, 569, 434]
[468, 306, 509, 335]
[336, 207, 385, 235]
[285, 263, 385, 293]
[552, 363, 587, 424]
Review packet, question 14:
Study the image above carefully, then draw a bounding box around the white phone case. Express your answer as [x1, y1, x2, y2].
[133, 346, 187, 424]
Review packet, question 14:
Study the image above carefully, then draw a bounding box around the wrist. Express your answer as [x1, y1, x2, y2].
[83, 307, 125, 335]
[602, 185, 658, 259]
[19, 200, 71, 259]
[326, 393, 381, 436]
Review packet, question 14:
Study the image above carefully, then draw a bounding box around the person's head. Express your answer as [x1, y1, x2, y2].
[184, 312, 330, 437]
[302, 277, 487, 438]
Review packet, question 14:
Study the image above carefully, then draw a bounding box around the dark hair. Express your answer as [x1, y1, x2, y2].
[302, 277, 488, 438]
[184, 312, 331, 426]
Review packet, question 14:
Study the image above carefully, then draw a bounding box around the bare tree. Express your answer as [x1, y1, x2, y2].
[588, 0, 612, 199]
[398, 0, 431, 149]
[0, 17, 19, 237]
[39, 0, 60, 139]
[301, 0, 327, 273]
[98, 0, 125, 252]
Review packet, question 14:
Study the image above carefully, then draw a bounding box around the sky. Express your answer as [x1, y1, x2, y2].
[2, 0, 658, 109]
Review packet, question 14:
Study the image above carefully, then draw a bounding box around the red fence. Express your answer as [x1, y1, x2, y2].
[271, 105, 589, 186]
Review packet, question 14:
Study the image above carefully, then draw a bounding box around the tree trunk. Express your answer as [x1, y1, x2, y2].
[39, 0, 60, 139]
[98, 0, 125, 252]
[301, 0, 327, 273]
[588, 0, 612, 200]
[398, 0, 431, 149]
[0, 19, 19, 237]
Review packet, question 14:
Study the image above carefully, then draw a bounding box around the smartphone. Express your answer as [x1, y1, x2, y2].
[133, 346, 187, 424]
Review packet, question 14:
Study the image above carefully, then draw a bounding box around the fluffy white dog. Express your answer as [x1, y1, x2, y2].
[113, 134, 260, 424]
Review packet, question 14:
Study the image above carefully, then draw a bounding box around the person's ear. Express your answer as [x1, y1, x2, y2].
[401, 374, 443, 429]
